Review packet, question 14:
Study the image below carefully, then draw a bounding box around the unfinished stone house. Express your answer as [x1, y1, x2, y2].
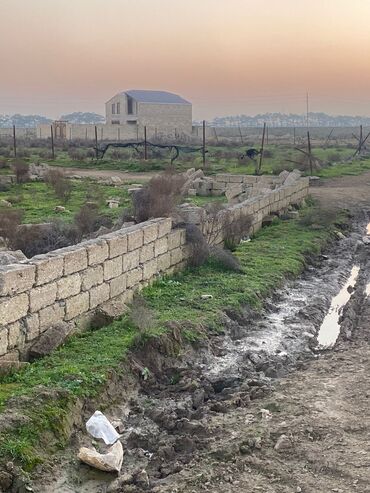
[105, 90, 192, 133]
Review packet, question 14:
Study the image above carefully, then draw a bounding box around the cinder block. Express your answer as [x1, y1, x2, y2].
[0, 293, 29, 325]
[57, 273, 81, 299]
[143, 223, 159, 244]
[32, 254, 64, 286]
[39, 303, 65, 331]
[154, 237, 168, 256]
[127, 228, 144, 251]
[105, 232, 128, 258]
[110, 273, 127, 298]
[90, 283, 110, 309]
[65, 292, 89, 321]
[122, 250, 140, 271]
[24, 313, 40, 341]
[140, 243, 155, 263]
[86, 239, 109, 266]
[81, 266, 103, 291]
[29, 283, 57, 313]
[126, 267, 143, 288]
[104, 256, 123, 281]
[142, 259, 158, 280]
[0, 264, 36, 296]
[158, 218, 172, 238]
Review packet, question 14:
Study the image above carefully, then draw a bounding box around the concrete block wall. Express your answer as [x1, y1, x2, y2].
[0, 176, 309, 360]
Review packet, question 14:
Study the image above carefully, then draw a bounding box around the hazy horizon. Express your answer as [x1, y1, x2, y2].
[1, 0, 370, 119]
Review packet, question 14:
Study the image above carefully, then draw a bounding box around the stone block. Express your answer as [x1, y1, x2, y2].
[110, 273, 127, 298]
[65, 292, 89, 321]
[0, 327, 8, 356]
[168, 229, 183, 250]
[154, 237, 168, 256]
[8, 321, 24, 349]
[127, 228, 144, 251]
[24, 313, 40, 341]
[39, 303, 65, 331]
[86, 239, 109, 266]
[57, 273, 81, 299]
[229, 175, 244, 183]
[105, 233, 128, 258]
[157, 253, 171, 272]
[140, 243, 155, 263]
[29, 322, 73, 359]
[170, 247, 183, 265]
[91, 298, 129, 329]
[143, 223, 159, 244]
[104, 256, 123, 281]
[0, 293, 29, 325]
[122, 250, 140, 271]
[52, 246, 88, 275]
[90, 283, 110, 309]
[0, 264, 36, 296]
[81, 266, 103, 291]
[32, 254, 64, 286]
[142, 259, 158, 281]
[158, 218, 172, 238]
[126, 267, 143, 288]
[30, 283, 57, 313]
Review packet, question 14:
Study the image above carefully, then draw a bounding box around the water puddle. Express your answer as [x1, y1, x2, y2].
[317, 265, 360, 349]
[366, 283, 370, 297]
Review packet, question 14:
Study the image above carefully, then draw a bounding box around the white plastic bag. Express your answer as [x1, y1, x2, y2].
[86, 410, 120, 445]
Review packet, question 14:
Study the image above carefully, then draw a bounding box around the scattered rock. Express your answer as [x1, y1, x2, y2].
[274, 434, 292, 451]
[29, 322, 73, 359]
[78, 441, 123, 473]
[0, 199, 12, 207]
[134, 469, 150, 489]
[54, 205, 67, 213]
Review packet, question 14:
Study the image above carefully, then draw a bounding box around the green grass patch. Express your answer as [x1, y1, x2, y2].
[0, 180, 132, 223]
[0, 209, 341, 469]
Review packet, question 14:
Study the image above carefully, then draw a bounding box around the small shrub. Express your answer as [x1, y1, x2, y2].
[223, 212, 252, 251]
[0, 159, 9, 169]
[12, 160, 29, 184]
[0, 209, 23, 246]
[263, 149, 274, 158]
[133, 171, 185, 222]
[327, 152, 341, 163]
[85, 182, 104, 207]
[0, 148, 11, 158]
[45, 168, 72, 204]
[73, 203, 100, 237]
[209, 245, 242, 272]
[16, 148, 31, 159]
[68, 148, 87, 161]
[0, 183, 10, 192]
[185, 224, 209, 267]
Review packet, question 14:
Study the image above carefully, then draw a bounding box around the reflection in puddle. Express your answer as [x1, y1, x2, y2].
[317, 266, 360, 349]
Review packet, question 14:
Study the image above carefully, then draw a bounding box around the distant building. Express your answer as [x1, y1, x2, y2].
[105, 90, 192, 133]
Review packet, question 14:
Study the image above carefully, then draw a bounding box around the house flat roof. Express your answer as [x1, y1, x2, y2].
[122, 90, 191, 105]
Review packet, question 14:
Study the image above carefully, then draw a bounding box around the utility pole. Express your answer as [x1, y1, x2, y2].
[50, 125, 55, 160]
[202, 120, 206, 168]
[12, 125, 17, 158]
[257, 122, 266, 175]
[306, 92, 309, 129]
[144, 126, 147, 160]
[307, 131, 313, 176]
[94, 126, 98, 159]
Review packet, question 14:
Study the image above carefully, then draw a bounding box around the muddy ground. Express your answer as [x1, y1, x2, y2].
[16, 174, 370, 493]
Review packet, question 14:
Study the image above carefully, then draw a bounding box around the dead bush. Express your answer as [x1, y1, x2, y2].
[185, 224, 209, 267]
[209, 245, 242, 272]
[45, 168, 72, 204]
[0, 159, 9, 169]
[73, 203, 100, 237]
[203, 202, 226, 246]
[0, 209, 23, 247]
[67, 148, 87, 161]
[85, 182, 104, 207]
[223, 212, 252, 251]
[12, 160, 30, 184]
[262, 149, 274, 158]
[327, 152, 341, 163]
[129, 296, 156, 331]
[133, 171, 185, 222]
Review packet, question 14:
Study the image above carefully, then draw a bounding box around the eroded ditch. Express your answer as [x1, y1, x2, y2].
[30, 216, 370, 493]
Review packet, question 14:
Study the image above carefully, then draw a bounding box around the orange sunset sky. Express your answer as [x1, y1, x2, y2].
[1, 0, 370, 119]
